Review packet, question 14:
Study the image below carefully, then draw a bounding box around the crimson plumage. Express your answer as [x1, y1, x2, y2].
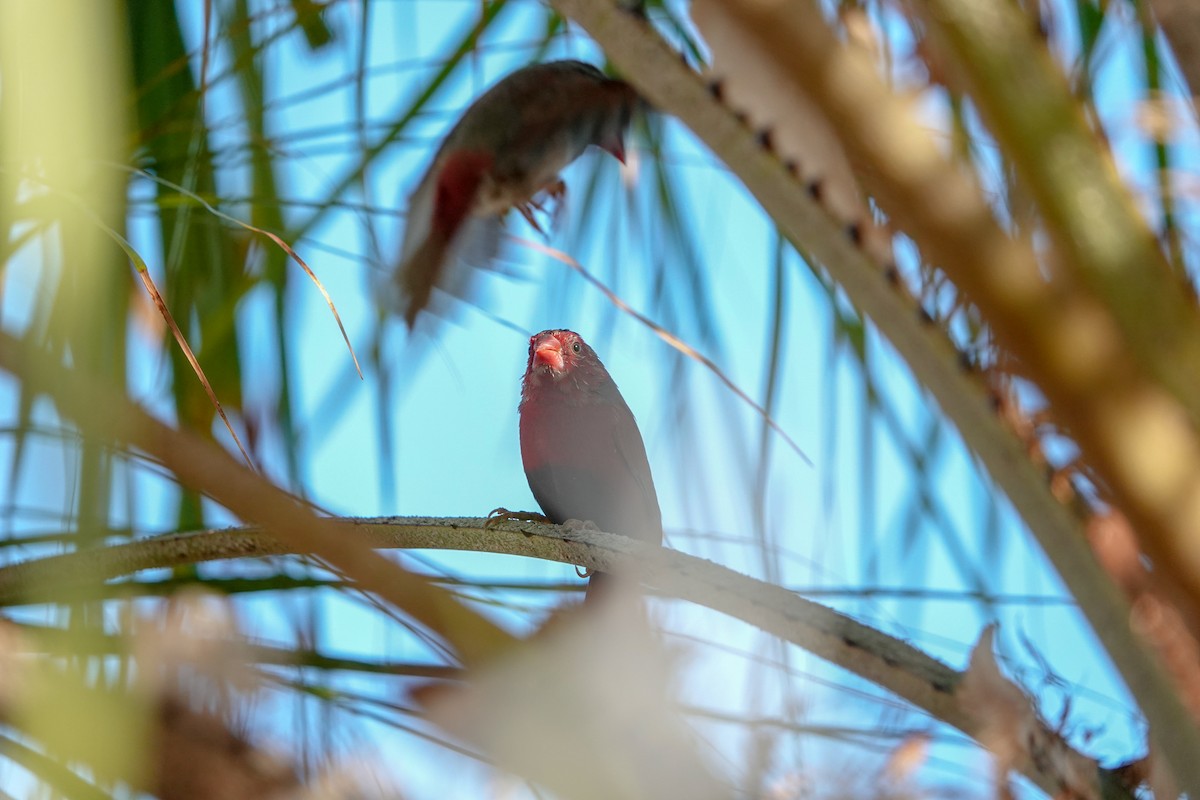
[518, 330, 662, 599]
[394, 61, 638, 328]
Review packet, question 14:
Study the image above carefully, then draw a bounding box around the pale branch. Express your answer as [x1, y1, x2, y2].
[547, 1, 1198, 789]
[0, 515, 1127, 800]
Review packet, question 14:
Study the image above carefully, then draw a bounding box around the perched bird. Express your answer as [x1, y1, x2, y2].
[394, 61, 638, 328]
[516, 329, 662, 600]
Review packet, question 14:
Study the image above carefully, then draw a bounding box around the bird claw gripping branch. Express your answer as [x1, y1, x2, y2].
[483, 507, 551, 529]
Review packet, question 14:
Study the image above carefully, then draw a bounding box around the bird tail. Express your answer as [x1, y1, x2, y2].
[583, 570, 612, 604]
[584, 570, 645, 608]
[399, 231, 450, 328]
[394, 149, 495, 328]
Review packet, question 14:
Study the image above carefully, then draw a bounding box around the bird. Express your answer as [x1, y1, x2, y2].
[393, 61, 638, 328]
[512, 329, 662, 601]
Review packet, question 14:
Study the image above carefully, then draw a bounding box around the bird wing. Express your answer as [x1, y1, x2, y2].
[391, 153, 506, 325]
[375, 161, 440, 323]
[607, 401, 663, 544]
[399, 161, 438, 264]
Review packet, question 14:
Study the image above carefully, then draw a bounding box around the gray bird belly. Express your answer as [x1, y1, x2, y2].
[525, 464, 659, 542]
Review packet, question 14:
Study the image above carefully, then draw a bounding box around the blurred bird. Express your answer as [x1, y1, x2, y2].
[515, 329, 662, 601]
[394, 61, 638, 328]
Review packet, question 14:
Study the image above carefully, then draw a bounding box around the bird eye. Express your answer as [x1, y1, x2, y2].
[572, 342, 581, 354]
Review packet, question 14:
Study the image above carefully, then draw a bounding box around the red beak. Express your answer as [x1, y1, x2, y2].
[533, 336, 564, 371]
[603, 135, 626, 165]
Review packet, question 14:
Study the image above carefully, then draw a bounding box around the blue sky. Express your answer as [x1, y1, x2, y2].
[3, 0, 1182, 795]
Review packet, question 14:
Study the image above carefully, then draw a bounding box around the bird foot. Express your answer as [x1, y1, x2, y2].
[541, 177, 567, 204]
[542, 178, 568, 231]
[516, 203, 546, 235]
[515, 178, 567, 237]
[484, 507, 551, 528]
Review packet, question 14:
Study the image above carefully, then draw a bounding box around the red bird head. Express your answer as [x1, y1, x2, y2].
[560, 61, 637, 165]
[521, 329, 612, 399]
[596, 81, 639, 165]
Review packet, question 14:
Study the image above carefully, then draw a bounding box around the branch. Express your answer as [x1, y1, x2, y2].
[0, 516, 1128, 800]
